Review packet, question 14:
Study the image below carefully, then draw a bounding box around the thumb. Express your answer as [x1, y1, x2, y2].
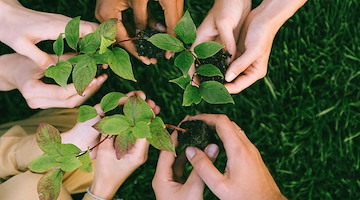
[186, 146, 224, 193]
[79, 20, 98, 37]
[13, 40, 54, 69]
[225, 49, 258, 82]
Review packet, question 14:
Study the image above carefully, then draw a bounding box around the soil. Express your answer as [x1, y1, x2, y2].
[135, 29, 164, 58]
[178, 120, 217, 149]
[195, 51, 231, 83]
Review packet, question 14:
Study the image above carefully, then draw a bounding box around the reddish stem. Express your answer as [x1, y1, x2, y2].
[165, 124, 187, 133]
[77, 135, 111, 157]
[113, 37, 140, 45]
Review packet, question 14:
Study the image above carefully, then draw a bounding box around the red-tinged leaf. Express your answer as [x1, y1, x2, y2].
[124, 96, 155, 123]
[36, 123, 62, 156]
[37, 169, 64, 200]
[148, 117, 176, 156]
[114, 131, 136, 159]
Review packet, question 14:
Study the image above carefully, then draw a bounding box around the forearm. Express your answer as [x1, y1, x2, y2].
[256, 0, 307, 29]
[0, 55, 17, 91]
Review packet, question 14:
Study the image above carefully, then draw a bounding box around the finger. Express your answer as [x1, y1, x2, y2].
[132, 0, 150, 30]
[99, 134, 115, 150]
[216, 23, 236, 61]
[224, 67, 264, 94]
[177, 0, 184, 17]
[230, 122, 252, 145]
[148, 14, 166, 32]
[131, 138, 150, 164]
[119, 90, 147, 105]
[225, 50, 258, 82]
[185, 147, 225, 193]
[192, 16, 217, 48]
[153, 105, 161, 115]
[12, 39, 54, 69]
[172, 151, 187, 182]
[79, 20, 99, 37]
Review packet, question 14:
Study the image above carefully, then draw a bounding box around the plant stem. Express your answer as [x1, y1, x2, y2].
[165, 124, 187, 133]
[77, 135, 111, 157]
[113, 37, 140, 45]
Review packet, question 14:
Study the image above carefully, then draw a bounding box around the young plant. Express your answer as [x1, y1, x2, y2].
[45, 17, 136, 95]
[147, 11, 234, 106]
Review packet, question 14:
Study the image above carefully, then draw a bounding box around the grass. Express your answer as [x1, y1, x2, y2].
[1, 0, 359, 199]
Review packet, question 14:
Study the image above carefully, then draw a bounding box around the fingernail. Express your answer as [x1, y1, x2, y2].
[186, 147, 196, 159]
[225, 72, 236, 82]
[136, 29, 142, 34]
[156, 23, 166, 32]
[205, 144, 219, 158]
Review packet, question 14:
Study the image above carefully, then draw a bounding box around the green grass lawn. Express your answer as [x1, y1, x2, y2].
[0, 0, 359, 199]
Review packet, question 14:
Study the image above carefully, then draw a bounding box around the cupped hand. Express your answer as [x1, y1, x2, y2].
[95, 0, 183, 64]
[185, 114, 286, 200]
[0, 1, 98, 69]
[152, 116, 219, 200]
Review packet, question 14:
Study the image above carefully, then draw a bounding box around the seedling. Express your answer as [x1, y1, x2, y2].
[135, 29, 164, 58]
[147, 11, 234, 106]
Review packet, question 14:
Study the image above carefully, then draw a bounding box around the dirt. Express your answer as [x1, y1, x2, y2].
[195, 51, 231, 83]
[178, 120, 217, 149]
[135, 29, 164, 58]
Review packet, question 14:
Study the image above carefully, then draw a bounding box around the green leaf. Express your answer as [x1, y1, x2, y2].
[174, 51, 194, 77]
[114, 131, 136, 159]
[194, 41, 224, 59]
[182, 84, 202, 106]
[124, 96, 155, 123]
[44, 60, 72, 88]
[147, 117, 176, 155]
[93, 49, 111, 64]
[199, 81, 234, 104]
[68, 54, 86, 64]
[100, 92, 126, 113]
[196, 64, 224, 78]
[28, 154, 58, 173]
[174, 11, 196, 44]
[94, 115, 132, 135]
[99, 35, 115, 54]
[78, 150, 92, 173]
[37, 169, 64, 200]
[108, 47, 136, 82]
[148, 34, 184, 52]
[169, 75, 191, 90]
[98, 18, 117, 40]
[57, 155, 82, 171]
[80, 31, 101, 54]
[58, 143, 82, 156]
[131, 121, 151, 138]
[73, 55, 97, 95]
[36, 123, 62, 156]
[65, 16, 80, 51]
[78, 105, 98, 122]
[53, 33, 64, 57]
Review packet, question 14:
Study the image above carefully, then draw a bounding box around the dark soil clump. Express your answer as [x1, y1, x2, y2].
[178, 120, 217, 149]
[195, 51, 231, 83]
[135, 29, 164, 58]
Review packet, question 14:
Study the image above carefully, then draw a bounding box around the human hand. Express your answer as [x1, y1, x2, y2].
[0, 53, 107, 109]
[0, 1, 98, 69]
[184, 114, 286, 200]
[95, 0, 183, 64]
[152, 116, 219, 200]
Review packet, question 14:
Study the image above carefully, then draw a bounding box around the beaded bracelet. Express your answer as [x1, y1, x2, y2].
[86, 187, 123, 200]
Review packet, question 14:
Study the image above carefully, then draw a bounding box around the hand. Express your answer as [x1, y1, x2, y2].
[0, 53, 107, 109]
[95, 0, 184, 64]
[0, 1, 98, 69]
[184, 114, 286, 200]
[152, 116, 219, 200]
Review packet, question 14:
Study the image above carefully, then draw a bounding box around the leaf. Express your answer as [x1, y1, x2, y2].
[80, 31, 101, 54]
[53, 33, 64, 57]
[37, 169, 64, 200]
[174, 11, 196, 44]
[65, 16, 80, 51]
[148, 34, 184, 52]
[99, 35, 115, 54]
[114, 131, 136, 159]
[147, 117, 175, 155]
[78, 150, 92, 173]
[36, 123, 62, 156]
[58, 143, 82, 156]
[199, 81, 234, 104]
[108, 47, 136, 82]
[131, 121, 151, 138]
[77, 105, 98, 122]
[72, 55, 97, 95]
[124, 96, 155, 123]
[98, 18, 117, 40]
[169, 75, 191, 90]
[196, 64, 224, 78]
[44, 60, 72, 88]
[93, 49, 111, 64]
[28, 154, 58, 173]
[174, 51, 194, 77]
[68, 54, 86, 64]
[100, 92, 126, 113]
[182, 84, 202, 106]
[194, 41, 224, 59]
[57, 155, 82, 171]
[94, 115, 132, 135]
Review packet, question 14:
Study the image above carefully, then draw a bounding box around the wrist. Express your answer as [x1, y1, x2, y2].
[89, 181, 119, 200]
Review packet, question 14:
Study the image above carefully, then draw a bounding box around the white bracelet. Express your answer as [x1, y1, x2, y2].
[86, 187, 110, 200]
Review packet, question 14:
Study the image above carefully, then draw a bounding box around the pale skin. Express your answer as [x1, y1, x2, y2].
[0, 53, 107, 109]
[153, 114, 286, 200]
[95, 0, 184, 64]
[0, 0, 99, 69]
